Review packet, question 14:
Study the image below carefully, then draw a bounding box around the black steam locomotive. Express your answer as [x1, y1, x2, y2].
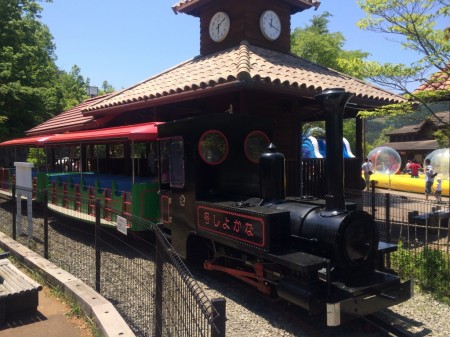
[157, 89, 412, 326]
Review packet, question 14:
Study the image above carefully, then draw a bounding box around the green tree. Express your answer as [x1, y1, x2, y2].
[100, 80, 115, 95]
[291, 12, 370, 78]
[354, 0, 450, 145]
[56, 65, 89, 110]
[366, 125, 394, 154]
[292, 12, 371, 153]
[0, 0, 62, 140]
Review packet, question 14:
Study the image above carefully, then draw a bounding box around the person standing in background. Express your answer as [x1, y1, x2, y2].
[409, 159, 421, 178]
[424, 158, 436, 200]
[361, 158, 373, 190]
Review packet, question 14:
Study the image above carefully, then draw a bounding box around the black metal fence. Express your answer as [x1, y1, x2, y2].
[345, 186, 449, 248]
[345, 184, 450, 294]
[0, 184, 226, 337]
[286, 158, 362, 197]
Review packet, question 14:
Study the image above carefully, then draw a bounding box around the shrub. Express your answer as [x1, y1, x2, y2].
[391, 241, 416, 278]
[391, 241, 450, 301]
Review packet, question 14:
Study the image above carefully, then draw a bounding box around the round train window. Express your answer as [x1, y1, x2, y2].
[245, 131, 270, 163]
[198, 130, 229, 165]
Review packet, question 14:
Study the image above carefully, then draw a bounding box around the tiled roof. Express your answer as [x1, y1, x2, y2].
[26, 94, 112, 136]
[384, 123, 425, 135]
[385, 112, 448, 136]
[415, 65, 450, 92]
[385, 140, 438, 151]
[432, 111, 450, 125]
[172, 0, 205, 13]
[86, 41, 404, 114]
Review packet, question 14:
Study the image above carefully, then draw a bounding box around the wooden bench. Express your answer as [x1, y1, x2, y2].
[408, 209, 450, 227]
[0, 253, 43, 323]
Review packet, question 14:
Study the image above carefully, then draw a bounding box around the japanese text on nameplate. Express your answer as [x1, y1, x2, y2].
[197, 205, 265, 246]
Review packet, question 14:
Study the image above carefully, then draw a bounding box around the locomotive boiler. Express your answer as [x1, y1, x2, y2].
[157, 88, 412, 326]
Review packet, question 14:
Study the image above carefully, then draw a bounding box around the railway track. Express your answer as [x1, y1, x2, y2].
[364, 314, 413, 337]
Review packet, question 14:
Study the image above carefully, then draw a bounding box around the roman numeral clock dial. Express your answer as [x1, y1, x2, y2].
[260, 10, 281, 41]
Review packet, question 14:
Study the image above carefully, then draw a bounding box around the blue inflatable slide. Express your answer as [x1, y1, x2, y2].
[302, 136, 355, 159]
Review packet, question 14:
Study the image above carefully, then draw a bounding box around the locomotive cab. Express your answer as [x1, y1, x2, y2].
[157, 113, 277, 257]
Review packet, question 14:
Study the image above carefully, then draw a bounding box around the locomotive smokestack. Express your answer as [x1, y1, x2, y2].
[316, 88, 354, 213]
[260, 143, 285, 202]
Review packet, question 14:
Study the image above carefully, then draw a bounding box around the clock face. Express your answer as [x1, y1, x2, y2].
[209, 12, 230, 43]
[260, 10, 281, 41]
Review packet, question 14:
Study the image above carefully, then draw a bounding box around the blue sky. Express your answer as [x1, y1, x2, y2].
[40, 0, 423, 91]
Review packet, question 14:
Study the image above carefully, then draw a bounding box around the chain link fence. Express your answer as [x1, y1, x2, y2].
[0, 183, 225, 337]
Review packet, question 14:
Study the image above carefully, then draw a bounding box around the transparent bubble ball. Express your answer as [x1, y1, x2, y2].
[425, 148, 449, 180]
[368, 146, 402, 175]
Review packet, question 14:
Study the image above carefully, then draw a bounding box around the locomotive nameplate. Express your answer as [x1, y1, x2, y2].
[197, 204, 265, 246]
[196, 201, 290, 252]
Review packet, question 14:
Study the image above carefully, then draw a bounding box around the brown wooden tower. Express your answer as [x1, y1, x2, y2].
[172, 0, 318, 55]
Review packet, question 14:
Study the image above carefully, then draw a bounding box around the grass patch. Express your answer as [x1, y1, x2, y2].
[392, 241, 450, 304]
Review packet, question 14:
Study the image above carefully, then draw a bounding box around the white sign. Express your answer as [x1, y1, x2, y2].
[116, 215, 128, 235]
[14, 162, 34, 189]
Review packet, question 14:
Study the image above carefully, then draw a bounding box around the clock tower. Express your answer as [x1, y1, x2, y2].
[173, 0, 319, 55]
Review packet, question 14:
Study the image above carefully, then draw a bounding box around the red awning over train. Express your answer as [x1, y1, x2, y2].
[44, 122, 161, 144]
[0, 134, 56, 147]
[0, 122, 161, 147]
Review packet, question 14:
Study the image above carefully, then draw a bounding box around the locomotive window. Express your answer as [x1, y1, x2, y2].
[244, 131, 270, 163]
[159, 140, 171, 185]
[170, 140, 185, 188]
[198, 130, 228, 165]
[159, 138, 185, 188]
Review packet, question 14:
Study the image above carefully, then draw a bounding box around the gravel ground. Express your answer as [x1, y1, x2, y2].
[386, 291, 450, 337]
[194, 267, 450, 337]
[1, 197, 450, 337]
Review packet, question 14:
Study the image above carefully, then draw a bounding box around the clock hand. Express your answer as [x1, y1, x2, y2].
[217, 17, 226, 31]
[269, 21, 279, 32]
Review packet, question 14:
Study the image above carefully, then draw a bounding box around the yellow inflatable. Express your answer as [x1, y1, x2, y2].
[366, 173, 449, 197]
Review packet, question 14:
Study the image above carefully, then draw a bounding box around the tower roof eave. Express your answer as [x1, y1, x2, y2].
[172, 0, 315, 16]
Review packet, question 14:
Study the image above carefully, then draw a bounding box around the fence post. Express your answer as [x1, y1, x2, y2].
[385, 193, 391, 268]
[12, 184, 16, 240]
[44, 189, 49, 259]
[155, 233, 163, 337]
[95, 199, 101, 292]
[211, 298, 226, 337]
[370, 180, 376, 217]
[447, 219, 449, 256]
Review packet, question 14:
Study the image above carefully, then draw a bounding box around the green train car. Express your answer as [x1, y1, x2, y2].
[0, 168, 159, 231]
